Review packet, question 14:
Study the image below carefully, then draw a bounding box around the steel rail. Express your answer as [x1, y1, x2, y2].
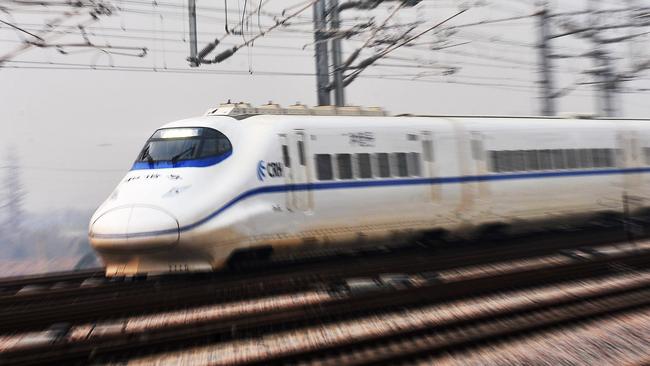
[243, 277, 650, 365]
[0, 268, 104, 293]
[2, 247, 648, 365]
[323, 290, 650, 366]
[0, 226, 635, 332]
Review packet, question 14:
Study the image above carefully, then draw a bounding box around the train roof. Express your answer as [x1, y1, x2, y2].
[201, 102, 650, 122]
[159, 103, 650, 135]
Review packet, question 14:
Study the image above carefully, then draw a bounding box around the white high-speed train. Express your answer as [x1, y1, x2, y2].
[89, 103, 650, 276]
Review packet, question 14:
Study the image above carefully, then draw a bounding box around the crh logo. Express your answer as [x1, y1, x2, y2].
[257, 160, 266, 181]
[257, 160, 283, 181]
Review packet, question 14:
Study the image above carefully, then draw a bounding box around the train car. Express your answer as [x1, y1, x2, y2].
[89, 103, 650, 276]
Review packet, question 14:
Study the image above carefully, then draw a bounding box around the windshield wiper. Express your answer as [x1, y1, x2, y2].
[140, 146, 155, 165]
[171, 146, 195, 164]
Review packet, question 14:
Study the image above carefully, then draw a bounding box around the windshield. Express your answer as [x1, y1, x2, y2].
[135, 127, 232, 167]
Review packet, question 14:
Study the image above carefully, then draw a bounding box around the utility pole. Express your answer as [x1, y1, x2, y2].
[537, 2, 555, 116]
[188, 0, 199, 67]
[593, 49, 617, 117]
[588, 0, 617, 117]
[313, 0, 332, 105]
[329, 0, 345, 106]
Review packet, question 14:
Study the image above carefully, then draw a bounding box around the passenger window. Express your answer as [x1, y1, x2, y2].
[282, 145, 290, 167]
[538, 150, 552, 170]
[604, 149, 612, 167]
[492, 151, 503, 172]
[552, 150, 566, 169]
[356, 153, 372, 178]
[579, 149, 592, 168]
[592, 149, 600, 167]
[525, 150, 540, 171]
[336, 154, 353, 179]
[486, 148, 615, 172]
[394, 153, 409, 177]
[604, 149, 614, 167]
[375, 153, 390, 178]
[511, 151, 526, 171]
[315, 154, 333, 180]
[565, 149, 578, 169]
[645, 148, 650, 165]
[499, 151, 513, 172]
[408, 152, 421, 176]
[591, 149, 602, 167]
[297, 141, 306, 166]
[596, 149, 605, 167]
[489, 151, 499, 172]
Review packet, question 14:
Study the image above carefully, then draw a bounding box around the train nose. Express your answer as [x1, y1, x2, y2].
[90, 206, 180, 251]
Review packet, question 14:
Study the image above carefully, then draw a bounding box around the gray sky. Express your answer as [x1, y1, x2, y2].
[1, 0, 649, 213]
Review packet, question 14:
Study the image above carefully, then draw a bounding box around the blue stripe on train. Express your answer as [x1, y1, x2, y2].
[91, 166, 650, 239]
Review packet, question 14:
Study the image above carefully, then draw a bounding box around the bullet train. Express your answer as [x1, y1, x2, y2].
[89, 102, 650, 276]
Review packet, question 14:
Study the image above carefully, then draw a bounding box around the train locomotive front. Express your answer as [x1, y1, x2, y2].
[89, 117, 247, 276]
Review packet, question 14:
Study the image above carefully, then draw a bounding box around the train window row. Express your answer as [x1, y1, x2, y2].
[316, 152, 422, 181]
[489, 148, 617, 173]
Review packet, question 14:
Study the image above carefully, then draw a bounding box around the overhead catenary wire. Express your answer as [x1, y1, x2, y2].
[341, 8, 468, 88]
[193, 0, 311, 63]
[0, 16, 599, 77]
[0, 33, 585, 78]
[2, 0, 648, 115]
[340, 1, 407, 70]
[0, 15, 588, 80]
[206, 0, 320, 63]
[0, 8, 99, 63]
[0, 19, 44, 41]
[0, 35, 588, 81]
[2, 58, 541, 89]
[0, 0, 147, 63]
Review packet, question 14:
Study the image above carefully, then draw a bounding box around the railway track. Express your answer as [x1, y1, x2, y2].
[1, 226, 627, 300]
[0, 268, 104, 297]
[0, 225, 642, 333]
[278, 287, 650, 366]
[1, 239, 648, 365]
[421, 310, 650, 366]
[260, 271, 650, 365]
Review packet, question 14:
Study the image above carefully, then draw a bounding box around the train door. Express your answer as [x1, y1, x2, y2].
[470, 132, 490, 203]
[279, 134, 293, 210]
[421, 131, 439, 201]
[280, 130, 312, 212]
[455, 131, 491, 224]
[618, 130, 643, 207]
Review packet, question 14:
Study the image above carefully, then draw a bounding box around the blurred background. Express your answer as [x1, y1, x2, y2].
[1, 0, 649, 274]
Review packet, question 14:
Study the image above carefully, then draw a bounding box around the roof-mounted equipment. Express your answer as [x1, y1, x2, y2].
[205, 102, 388, 118]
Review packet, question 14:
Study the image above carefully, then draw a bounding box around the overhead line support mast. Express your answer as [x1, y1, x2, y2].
[588, 0, 618, 117]
[329, 0, 346, 107]
[313, 0, 333, 106]
[537, 3, 555, 116]
[188, 0, 199, 67]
